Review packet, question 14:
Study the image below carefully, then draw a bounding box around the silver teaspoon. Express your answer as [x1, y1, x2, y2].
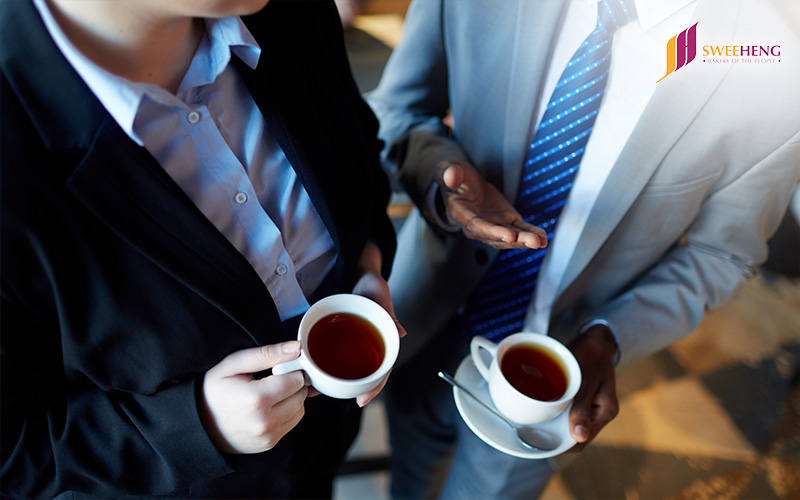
[438, 371, 560, 452]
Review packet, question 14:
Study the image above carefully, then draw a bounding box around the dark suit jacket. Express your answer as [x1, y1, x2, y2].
[0, 1, 396, 498]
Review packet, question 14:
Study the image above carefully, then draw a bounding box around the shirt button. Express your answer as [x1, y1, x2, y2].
[276, 264, 288, 276]
[234, 192, 248, 204]
[187, 111, 201, 124]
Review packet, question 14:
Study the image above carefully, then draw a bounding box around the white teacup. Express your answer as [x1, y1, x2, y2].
[272, 294, 399, 399]
[471, 333, 581, 425]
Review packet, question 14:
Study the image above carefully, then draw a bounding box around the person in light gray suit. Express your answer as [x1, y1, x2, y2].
[367, 0, 800, 498]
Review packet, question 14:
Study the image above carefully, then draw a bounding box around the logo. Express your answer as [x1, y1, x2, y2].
[657, 23, 698, 83]
[657, 22, 783, 81]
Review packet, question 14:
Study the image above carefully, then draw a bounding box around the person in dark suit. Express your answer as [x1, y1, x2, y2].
[0, 0, 398, 498]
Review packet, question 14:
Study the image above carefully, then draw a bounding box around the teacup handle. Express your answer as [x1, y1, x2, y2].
[470, 336, 498, 382]
[271, 358, 311, 386]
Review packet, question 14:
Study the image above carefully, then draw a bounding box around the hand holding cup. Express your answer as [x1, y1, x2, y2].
[272, 294, 399, 399]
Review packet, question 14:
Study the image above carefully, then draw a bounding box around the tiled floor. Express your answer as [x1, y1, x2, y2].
[334, 4, 800, 499]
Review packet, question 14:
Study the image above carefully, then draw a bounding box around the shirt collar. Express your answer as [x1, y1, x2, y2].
[586, 0, 697, 32]
[211, 16, 261, 70]
[632, 0, 697, 32]
[33, 0, 261, 146]
[178, 17, 261, 93]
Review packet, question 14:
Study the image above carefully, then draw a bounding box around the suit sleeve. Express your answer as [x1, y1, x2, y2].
[0, 284, 233, 498]
[365, 0, 472, 224]
[591, 130, 800, 368]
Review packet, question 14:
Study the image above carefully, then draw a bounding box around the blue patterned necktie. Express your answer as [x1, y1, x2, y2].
[463, 0, 636, 341]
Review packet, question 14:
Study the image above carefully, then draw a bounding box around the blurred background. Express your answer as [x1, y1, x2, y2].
[333, 1, 800, 498]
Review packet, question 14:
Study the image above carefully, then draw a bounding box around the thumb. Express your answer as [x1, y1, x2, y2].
[569, 393, 592, 444]
[436, 161, 465, 192]
[211, 341, 301, 378]
[441, 162, 465, 190]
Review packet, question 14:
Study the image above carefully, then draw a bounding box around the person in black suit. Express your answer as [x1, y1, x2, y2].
[0, 0, 398, 498]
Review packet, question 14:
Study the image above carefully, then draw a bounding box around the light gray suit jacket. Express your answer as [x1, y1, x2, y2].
[368, 0, 800, 367]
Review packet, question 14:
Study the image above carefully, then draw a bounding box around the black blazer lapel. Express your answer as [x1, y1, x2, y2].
[66, 120, 281, 346]
[235, 3, 385, 289]
[231, 56, 347, 282]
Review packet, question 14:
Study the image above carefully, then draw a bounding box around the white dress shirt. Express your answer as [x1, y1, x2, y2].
[34, 1, 336, 322]
[527, 0, 697, 334]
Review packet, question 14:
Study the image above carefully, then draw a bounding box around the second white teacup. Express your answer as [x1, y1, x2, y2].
[471, 333, 581, 425]
[272, 294, 399, 399]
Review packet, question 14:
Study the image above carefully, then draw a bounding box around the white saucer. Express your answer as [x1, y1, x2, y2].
[452, 354, 576, 459]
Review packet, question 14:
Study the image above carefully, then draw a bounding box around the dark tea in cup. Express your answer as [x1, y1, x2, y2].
[471, 333, 580, 424]
[500, 343, 568, 401]
[272, 294, 399, 399]
[307, 312, 385, 380]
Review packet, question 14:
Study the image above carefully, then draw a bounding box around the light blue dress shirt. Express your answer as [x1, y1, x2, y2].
[35, 2, 336, 321]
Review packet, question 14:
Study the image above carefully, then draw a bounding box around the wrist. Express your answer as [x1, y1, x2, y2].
[425, 180, 461, 233]
[578, 323, 618, 361]
[357, 242, 383, 278]
[196, 375, 237, 454]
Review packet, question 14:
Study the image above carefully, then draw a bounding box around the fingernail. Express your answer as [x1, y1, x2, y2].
[574, 424, 589, 441]
[282, 342, 300, 354]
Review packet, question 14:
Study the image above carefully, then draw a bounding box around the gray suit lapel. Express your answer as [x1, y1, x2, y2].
[501, 0, 570, 200]
[555, 0, 740, 298]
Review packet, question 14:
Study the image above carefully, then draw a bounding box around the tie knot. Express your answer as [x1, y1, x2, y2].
[597, 0, 637, 33]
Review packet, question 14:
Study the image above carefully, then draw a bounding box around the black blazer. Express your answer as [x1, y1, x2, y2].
[0, 1, 396, 498]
